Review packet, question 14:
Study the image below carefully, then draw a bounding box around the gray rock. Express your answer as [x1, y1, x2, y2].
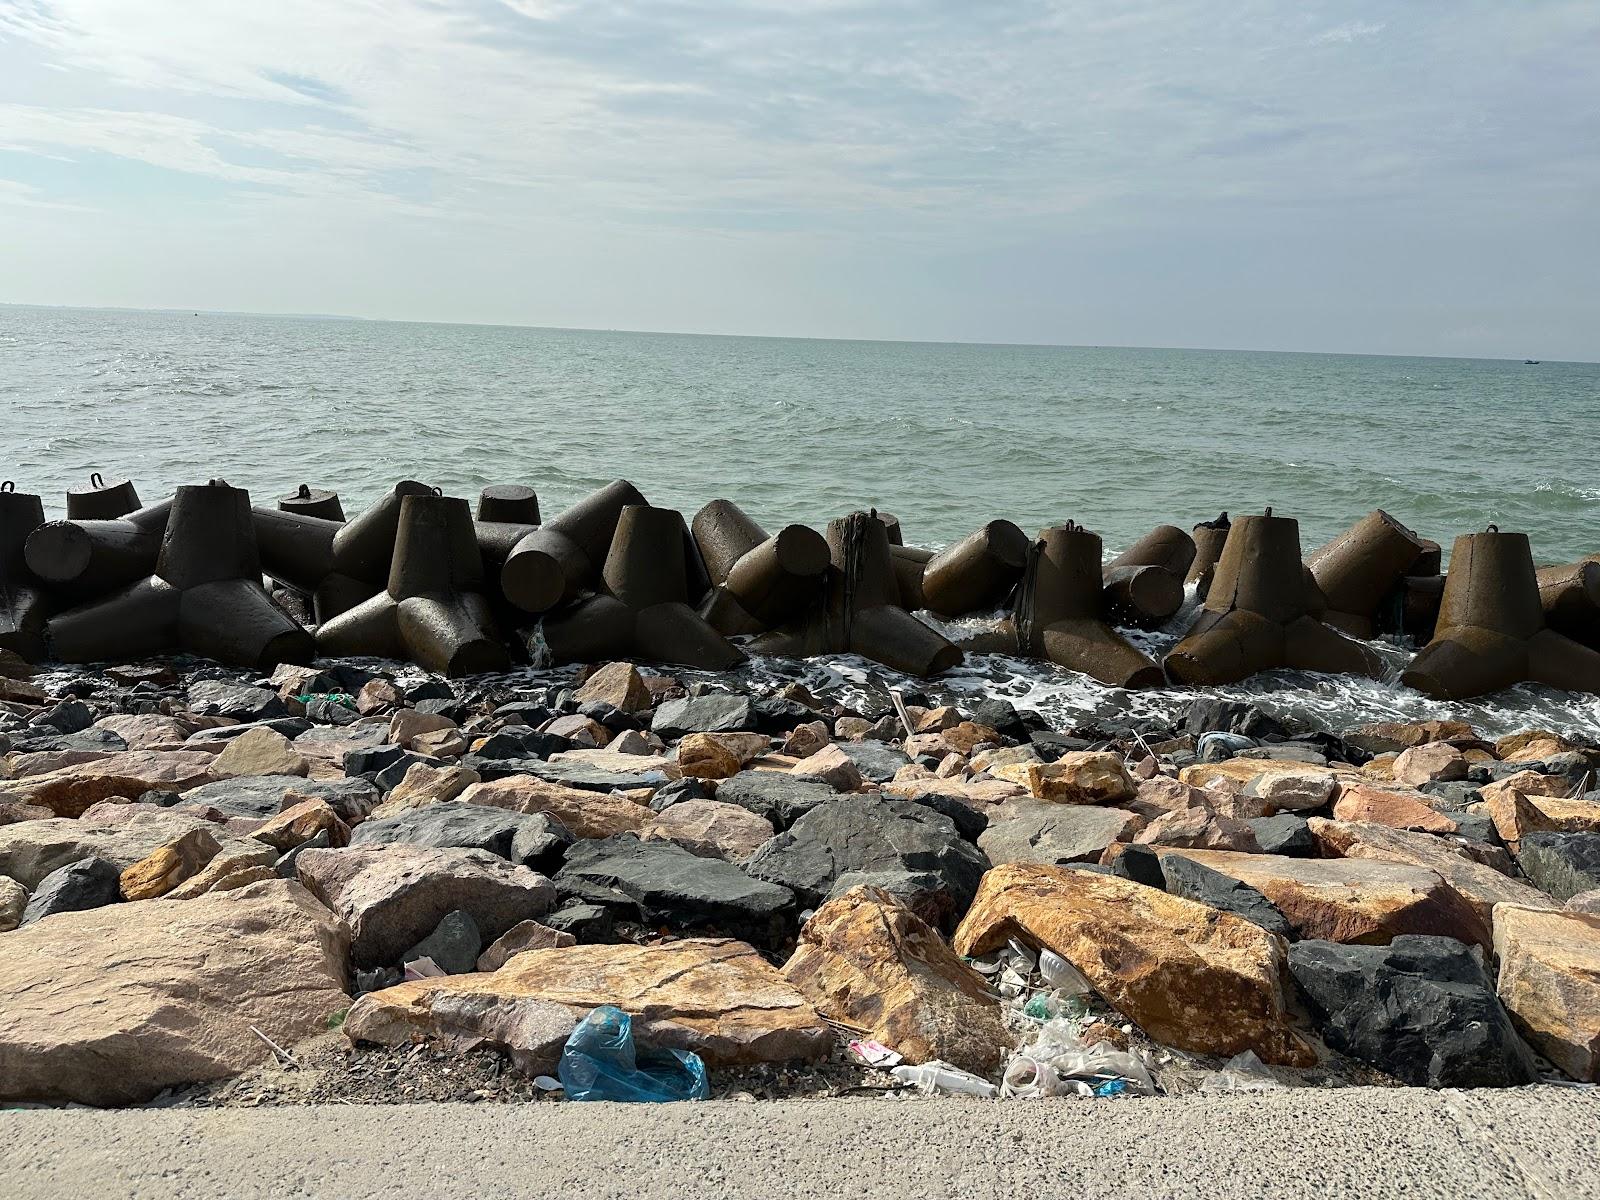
[1247, 814, 1315, 857]
[555, 835, 794, 949]
[11, 726, 127, 755]
[833, 740, 912, 783]
[351, 804, 571, 874]
[183, 775, 378, 824]
[713, 771, 839, 830]
[1288, 935, 1539, 1088]
[651, 695, 752, 738]
[185, 718, 310, 744]
[1418, 780, 1482, 809]
[516, 760, 670, 793]
[979, 804, 1137, 867]
[542, 900, 615, 942]
[275, 829, 331, 878]
[401, 909, 481, 974]
[0, 811, 263, 890]
[892, 790, 989, 841]
[20, 857, 121, 925]
[1516, 832, 1600, 902]
[185, 680, 286, 722]
[31, 699, 96, 735]
[648, 777, 712, 813]
[1161, 855, 1293, 939]
[743, 796, 988, 930]
[1110, 844, 1166, 889]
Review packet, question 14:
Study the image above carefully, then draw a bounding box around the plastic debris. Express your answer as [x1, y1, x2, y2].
[1001, 1019, 1156, 1099]
[848, 1039, 903, 1068]
[890, 1061, 999, 1098]
[402, 956, 446, 981]
[557, 1005, 710, 1103]
[1198, 1050, 1286, 1094]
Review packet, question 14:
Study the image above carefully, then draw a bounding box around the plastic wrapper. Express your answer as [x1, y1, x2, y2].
[557, 1005, 710, 1103]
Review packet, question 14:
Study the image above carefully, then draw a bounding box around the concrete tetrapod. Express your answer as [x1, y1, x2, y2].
[1307, 510, 1431, 640]
[317, 492, 510, 678]
[472, 485, 542, 588]
[691, 499, 831, 634]
[1401, 529, 1600, 700]
[1164, 511, 1384, 686]
[1102, 524, 1195, 630]
[64, 473, 141, 521]
[538, 504, 745, 670]
[24, 497, 173, 598]
[278, 484, 345, 522]
[46, 481, 315, 671]
[1537, 555, 1600, 651]
[0, 483, 51, 661]
[919, 520, 1030, 618]
[1010, 522, 1163, 689]
[1186, 513, 1231, 601]
[751, 511, 961, 677]
[499, 480, 646, 617]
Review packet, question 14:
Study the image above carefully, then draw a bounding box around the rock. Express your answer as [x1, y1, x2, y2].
[0, 809, 261, 890]
[953, 863, 1312, 1065]
[1497, 730, 1582, 763]
[1160, 855, 1292, 939]
[788, 745, 863, 791]
[970, 745, 1039, 775]
[651, 695, 752, 738]
[1241, 769, 1340, 813]
[1156, 849, 1491, 949]
[744, 796, 988, 930]
[1333, 783, 1458, 834]
[715, 770, 840, 830]
[604, 729, 655, 756]
[355, 679, 403, 714]
[458, 776, 648, 840]
[210, 728, 309, 779]
[833, 740, 913, 784]
[0, 874, 25, 930]
[1128, 775, 1211, 818]
[647, 776, 710, 812]
[1516, 833, 1600, 902]
[93, 714, 201, 750]
[388, 709, 457, 751]
[0, 750, 218, 818]
[252, 800, 351, 852]
[120, 828, 222, 899]
[940, 722, 1003, 756]
[1248, 814, 1315, 856]
[186, 680, 286, 721]
[573, 662, 653, 714]
[511, 759, 670, 794]
[1288, 935, 1538, 1087]
[543, 900, 614, 942]
[1567, 890, 1600, 915]
[1181, 759, 1343, 801]
[782, 722, 830, 759]
[677, 732, 768, 780]
[891, 789, 989, 842]
[1391, 743, 1470, 786]
[164, 846, 281, 900]
[183, 774, 375, 823]
[996, 752, 1136, 805]
[882, 777, 1026, 808]
[640, 800, 775, 864]
[1480, 770, 1575, 804]
[544, 714, 608, 747]
[20, 856, 121, 924]
[1307, 819, 1555, 930]
[352, 803, 571, 874]
[345, 938, 830, 1072]
[555, 836, 795, 948]
[978, 803, 1145, 866]
[1110, 843, 1167, 889]
[784, 885, 1010, 1074]
[1484, 788, 1600, 845]
[1493, 904, 1600, 1080]
[1134, 807, 1261, 852]
[546, 748, 677, 780]
[834, 716, 874, 740]
[370, 763, 482, 817]
[401, 909, 481, 974]
[296, 845, 556, 969]
[476, 919, 576, 971]
[0, 879, 349, 1104]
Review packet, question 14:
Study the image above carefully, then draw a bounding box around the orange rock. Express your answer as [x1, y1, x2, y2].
[459, 775, 649, 839]
[1332, 783, 1458, 834]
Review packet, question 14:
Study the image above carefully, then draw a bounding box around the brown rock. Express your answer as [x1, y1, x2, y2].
[914, 706, 961, 733]
[1494, 904, 1600, 1081]
[1481, 771, 1575, 804]
[0, 874, 27, 931]
[1134, 806, 1260, 852]
[677, 732, 769, 780]
[1497, 730, 1582, 763]
[784, 885, 1010, 1074]
[996, 751, 1136, 805]
[1180, 759, 1346, 799]
[253, 799, 351, 852]
[941, 722, 1004, 756]
[356, 679, 403, 714]
[834, 716, 874, 741]
[573, 662, 653, 715]
[344, 938, 830, 1071]
[459, 776, 649, 839]
[0, 799, 52, 826]
[388, 710, 457, 750]
[1567, 890, 1600, 916]
[476, 919, 576, 972]
[789, 745, 863, 791]
[544, 715, 609, 747]
[970, 745, 1039, 774]
[640, 800, 775, 864]
[411, 728, 469, 760]
[0, 750, 218, 818]
[881, 777, 1025, 807]
[1130, 775, 1212, 818]
[118, 827, 223, 899]
[92, 714, 200, 750]
[370, 763, 481, 818]
[1483, 789, 1600, 844]
[953, 863, 1312, 1065]
[1390, 742, 1469, 786]
[1333, 783, 1459, 834]
[0, 809, 263, 889]
[210, 728, 310, 780]
[782, 721, 830, 758]
[1345, 720, 1477, 755]
[0, 675, 47, 704]
[934, 753, 968, 779]
[3, 749, 119, 779]
[164, 846, 281, 900]
[0, 879, 349, 1104]
[1156, 848, 1492, 948]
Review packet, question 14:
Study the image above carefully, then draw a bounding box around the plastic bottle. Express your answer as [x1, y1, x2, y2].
[890, 1061, 999, 1098]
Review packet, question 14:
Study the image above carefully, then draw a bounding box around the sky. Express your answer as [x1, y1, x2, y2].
[1, 1, 1597, 359]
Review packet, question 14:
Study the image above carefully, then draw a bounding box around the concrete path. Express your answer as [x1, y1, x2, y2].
[3, 1086, 1596, 1200]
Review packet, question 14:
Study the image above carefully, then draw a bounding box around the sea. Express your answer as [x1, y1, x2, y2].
[5, 304, 1599, 739]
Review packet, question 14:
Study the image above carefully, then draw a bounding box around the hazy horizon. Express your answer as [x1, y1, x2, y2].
[3, 2, 1598, 361]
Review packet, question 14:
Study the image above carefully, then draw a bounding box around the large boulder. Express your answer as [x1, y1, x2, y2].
[295, 845, 556, 969]
[993, 752, 1136, 804]
[1156, 848, 1491, 949]
[20, 856, 121, 924]
[639, 800, 775, 864]
[344, 938, 830, 1072]
[1288, 935, 1538, 1087]
[651, 695, 752, 738]
[186, 680, 286, 720]
[1159, 854, 1292, 939]
[743, 796, 988, 930]
[1516, 832, 1600, 903]
[181, 774, 377, 823]
[713, 770, 840, 829]
[783, 886, 1010, 1074]
[457, 775, 649, 839]
[1493, 904, 1600, 1081]
[554, 835, 795, 949]
[953, 863, 1312, 1065]
[0, 810, 263, 890]
[1332, 783, 1457, 834]
[350, 803, 571, 874]
[0, 879, 348, 1105]
[0, 750, 218, 818]
[209, 728, 310, 780]
[573, 662, 653, 714]
[978, 803, 1144, 866]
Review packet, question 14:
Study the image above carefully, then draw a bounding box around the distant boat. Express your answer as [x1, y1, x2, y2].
[1524, 359, 1541, 365]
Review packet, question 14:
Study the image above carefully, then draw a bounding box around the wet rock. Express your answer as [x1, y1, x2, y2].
[651, 695, 752, 738]
[476, 919, 576, 971]
[0, 749, 218, 818]
[0, 879, 349, 1105]
[120, 827, 223, 899]
[344, 938, 830, 1072]
[979, 803, 1144, 866]
[1134, 807, 1261, 852]
[555, 835, 795, 949]
[640, 799, 775, 864]
[186, 680, 286, 722]
[954, 863, 1312, 1065]
[1516, 832, 1600, 903]
[20, 856, 121, 924]
[1288, 935, 1537, 1087]
[401, 909, 481, 974]
[714, 771, 840, 830]
[1184, 699, 1286, 741]
[784, 885, 1010, 1074]
[745, 796, 988, 930]
[1159, 855, 1292, 939]
[296, 844, 556, 969]
[0, 809, 261, 890]
[1494, 904, 1600, 1080]
[995, 751, 1136, 805]
[0, 874, 26, 930]
[1248, 814, 1315, 857]
[1391, 743, 1470, 786]
[1333, 783, 1458, 834]
[351, 804, 571, 874]
[458, 775, 649, 840]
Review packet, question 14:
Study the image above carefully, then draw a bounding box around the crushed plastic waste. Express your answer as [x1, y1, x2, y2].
[1198, 1050, 1287, 1094]
[557, 1005, 710, 1103]
[890, 1061, 999, 1098]
[1002, 1019, 1157, 1099]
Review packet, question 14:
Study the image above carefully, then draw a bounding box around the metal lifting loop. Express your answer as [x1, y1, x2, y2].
[0, 481, 12, 493]
[1487, 523, 1499, 533]
[296, 483, 311, 498]
[90, 472, 104, 488]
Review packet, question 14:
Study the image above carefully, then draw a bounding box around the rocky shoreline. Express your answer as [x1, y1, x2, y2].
[2, 649, 1598, 1107]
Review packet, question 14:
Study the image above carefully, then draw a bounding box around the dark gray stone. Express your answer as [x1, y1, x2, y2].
[517, 760, 670, 793]
[833, 740, 912, 783]
[185, 680, 288, 721]
[648, 776, 712, 813]
[1418, 780, 1482, 809]
[1516, 832, 1600, 902]
[12, 726, 128, 755]
[965, 698, 1030, 742]
[1110, 844, 1166, 889]
[1247, 814, 1315, 857]
[750, 697, 822, 734]
[1161, 854, 1292, 939]
[651, 695, 752, 738]
[304, 697, 360, 726]
[183, 775, 377, 824]
[400, 909, 481, 974]
[555, 835, 794, 949]
[185, 717, 311, 745]
[543, 900, 615, 942]
[713, 771, 839, 830]
[351, 804, 571, 875]
[743, 796, 988, 930]
[275, 829, 331, 878]
[1184, 699, 1286, 741]
[892, 790, 988, 842]
[407, 679, 456, 703]
[31, 699, 96, 735]
[1288, 935, 1539, 1088]
[20, 857, 121, 925]
[342, 743, 410, 777]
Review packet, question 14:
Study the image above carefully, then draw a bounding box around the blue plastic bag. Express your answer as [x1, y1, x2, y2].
[557, 1005, 710, 1102]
